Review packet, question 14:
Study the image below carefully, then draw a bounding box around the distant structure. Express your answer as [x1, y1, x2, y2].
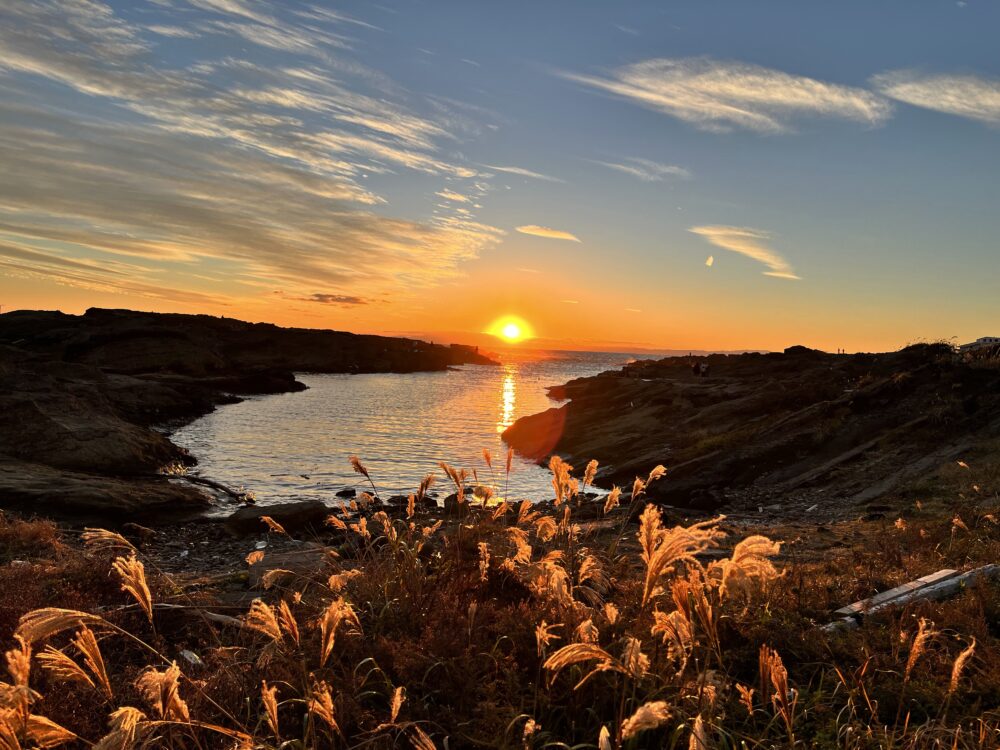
[959, 336, 1000, 353]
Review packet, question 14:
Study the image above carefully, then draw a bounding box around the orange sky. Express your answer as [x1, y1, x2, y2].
[2, 1, 997, 355]
[5, 242, 985, 355]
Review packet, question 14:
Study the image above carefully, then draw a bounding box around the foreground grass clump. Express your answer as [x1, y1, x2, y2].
[1, 454, 999, 749]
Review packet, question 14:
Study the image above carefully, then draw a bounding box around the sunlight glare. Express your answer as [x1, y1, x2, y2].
[486, 315, 534, 344]
[497, 363, 517, 433]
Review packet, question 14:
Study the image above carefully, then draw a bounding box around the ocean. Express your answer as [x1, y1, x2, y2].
[169, 349, 637, 508]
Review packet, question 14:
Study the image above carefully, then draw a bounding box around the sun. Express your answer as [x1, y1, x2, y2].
[486, 315, 534, 344]
[501, 322, 522, 342]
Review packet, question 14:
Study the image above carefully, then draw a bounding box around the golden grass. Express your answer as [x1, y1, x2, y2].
[1, 452, 999, 748]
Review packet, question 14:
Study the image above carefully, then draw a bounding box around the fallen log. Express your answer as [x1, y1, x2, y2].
[175, 474, 250, 500]
[97, 602, 244, 627]
[822, 564, 1000, 633]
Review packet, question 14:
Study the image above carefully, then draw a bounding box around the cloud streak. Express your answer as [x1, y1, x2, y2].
[871, 70, 1000, 125]
[436, 190, 470, 202]
[483, 165, 565, 183]
[595, 157, 691, 181]
[564, 57, 892, 133]
[689, 226, 800, 280]
[299, 293, 369, 306]
[516, 225, 581, 242]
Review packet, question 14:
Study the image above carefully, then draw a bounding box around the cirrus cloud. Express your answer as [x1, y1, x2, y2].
[871, 70, 1000, 125]
[436, 189, 470, 202]
[298, 293, 369, 306]
[0, 0, 505, 310]
[563, 57, 892, 133]
[595, 157, 691, 181]
[689, 226, 800, 280]
[515, 225, 581, 242]
[483, 164, 565, 183]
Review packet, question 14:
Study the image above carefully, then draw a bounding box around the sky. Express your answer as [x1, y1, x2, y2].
[0, 0, 998, 353]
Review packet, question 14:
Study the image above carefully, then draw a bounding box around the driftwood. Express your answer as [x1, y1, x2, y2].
[822, 564, 1000, 633]
[175, 474, 249, 500]
[97, 602, 244, 627]
[152, 603, 244, 627]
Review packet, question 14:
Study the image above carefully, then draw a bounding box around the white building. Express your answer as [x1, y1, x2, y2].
[959, 336, 1000, 352]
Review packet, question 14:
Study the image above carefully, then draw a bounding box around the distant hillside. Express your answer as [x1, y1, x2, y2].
[0, 307, 496, 375]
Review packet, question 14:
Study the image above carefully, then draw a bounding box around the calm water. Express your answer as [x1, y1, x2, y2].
[170, 350, 634, 508]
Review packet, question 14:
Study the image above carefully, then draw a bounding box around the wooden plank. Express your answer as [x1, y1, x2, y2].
[865, 565, 999, 614]
[822, 565, 1000, 633]
[834, 569, 959, 616]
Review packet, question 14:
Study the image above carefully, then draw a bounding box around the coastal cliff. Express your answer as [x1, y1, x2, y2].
[503, 344, 1000, 516]
[0, 308, 496, 519]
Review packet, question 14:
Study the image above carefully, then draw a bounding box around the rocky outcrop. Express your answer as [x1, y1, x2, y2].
[0, 308, 497, 520]
[225, 499, 330, 535]
[504, 345, 1000, 515]
[0, 460, 208, 520]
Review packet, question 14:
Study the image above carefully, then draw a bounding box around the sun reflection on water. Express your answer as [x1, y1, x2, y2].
[497, 363, 517, 433]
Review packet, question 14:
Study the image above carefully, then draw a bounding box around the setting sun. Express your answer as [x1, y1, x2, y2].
[486, 315, 534, 344]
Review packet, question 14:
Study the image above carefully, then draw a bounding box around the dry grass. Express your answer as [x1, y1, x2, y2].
[1, 455, 999, 748]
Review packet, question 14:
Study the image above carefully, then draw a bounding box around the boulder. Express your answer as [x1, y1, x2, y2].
[247, 543, 333, 588]
[225, 499, 329, 535]
[443, 487, 480, 516]
[0, 459, 210, 520]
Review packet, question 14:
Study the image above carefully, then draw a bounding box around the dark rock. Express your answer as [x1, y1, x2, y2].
[247, 543, 333, 588]
[572, 500, 605, 521]
[443, 490, 473, 517]
[504, 345, 1000, 516]
[335, 488, 357, 498]
[122, 523, 159, 543]
[225, 499, 329, 535]
[0, 459, 210, 520]
[783, 345, 826, 356]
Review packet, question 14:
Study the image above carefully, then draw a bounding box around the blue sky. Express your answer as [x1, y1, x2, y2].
[0, 0, 997, 350]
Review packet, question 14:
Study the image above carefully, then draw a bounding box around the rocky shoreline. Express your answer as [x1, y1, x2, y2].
[0, 308, 496, 521]
[504, 344, 1000, 519]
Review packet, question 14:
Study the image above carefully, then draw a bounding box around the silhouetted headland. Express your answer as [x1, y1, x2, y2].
[504, 343, 1000, 517]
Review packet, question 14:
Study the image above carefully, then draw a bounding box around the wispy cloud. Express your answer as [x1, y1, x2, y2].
[483, 165, 564, 183]
[436, 189, 470, 202]
[0, 0, 504, 307]
[689, 226, 800, 280]
[871, 70, 1000, 125]
[147, 25, 201, 38]
[564, 57, 892, 133]
[595, 157, 691, 181]
[299, 293, 368, 306]
[0, 238, 222, 305]
[516, 225, 581, 242]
